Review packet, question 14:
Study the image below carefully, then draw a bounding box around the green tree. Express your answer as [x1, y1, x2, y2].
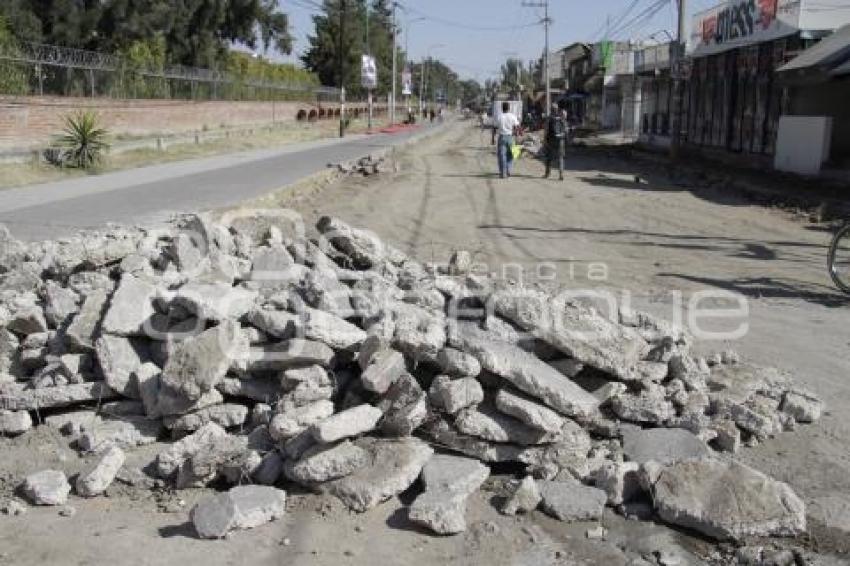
[0, 16, 30, 94]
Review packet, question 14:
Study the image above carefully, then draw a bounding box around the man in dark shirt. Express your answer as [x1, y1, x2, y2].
[543, 104, 566, 180]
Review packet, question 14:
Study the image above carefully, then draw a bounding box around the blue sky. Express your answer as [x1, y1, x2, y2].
[276, 0, 722, 82]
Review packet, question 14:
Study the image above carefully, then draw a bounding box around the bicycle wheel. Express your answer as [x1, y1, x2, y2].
[828, 222, 850, 294]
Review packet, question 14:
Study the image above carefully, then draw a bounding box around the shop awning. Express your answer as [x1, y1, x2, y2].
[777, 24, 850, 83]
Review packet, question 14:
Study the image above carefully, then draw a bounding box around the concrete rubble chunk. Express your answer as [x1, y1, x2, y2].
[651, 458, 806, 540]
[269, 400, 334, 440]
[621, 426, 711, 465]
[437, 348, 481, 377]
[0, 409, 32, 435]
[495, 389, 565, 433]
[96, 334, 148, 399]
[218, 377, 285, 405]
[284, 440, 369, 484]
[538, 479, 607, 522]
[100, 274, 157, 336]
[157, 321, 244, 415]
[241, 339, 335, 372]
[172, 282, 257, 323]
[253, 452, 284, 486]
[322, 437, 434, 512]
[77, 417, 162, 452]
[191, 485, 286, 539]
[300, 307, 367, 351]
[502, 475, 542, 515]
[594, 461, 643, 505]
[428, 375, 483, 415]
[43, 281, 79, 328]
[458, 332, 599, 419]
[244, 308, 297, 339]
[156, 422, 227, 478]
[310, 404, 382, 444]
[491, 289, 648, 381]
[0, 381, 118, 411]
[455, 405, 558, 445]
[360, 349, 406, 394]
[22, 470, 71, 505]
[780, 390, 824, 423]
[409, 454, 490, 535]
[612, 387, 675, 425]
[376, 372, 428, 436]
[175, 434, 250, 488]
[165, 403, 249, 433]
[75, 445, 125, 497]
[65, 290, 109, 351]
[317, 216, 386, 269]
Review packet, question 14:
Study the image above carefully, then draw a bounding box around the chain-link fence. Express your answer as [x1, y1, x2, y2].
[0, 41, 340, 103]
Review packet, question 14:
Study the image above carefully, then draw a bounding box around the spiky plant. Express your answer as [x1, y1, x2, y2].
[56, 111, 110, 169]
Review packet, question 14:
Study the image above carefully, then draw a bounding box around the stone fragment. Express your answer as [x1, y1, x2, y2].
[22, 470, 71, 505]
[502, 475, 542, 515]
[218, 377, 285, 405]
[0, 409, 32, 435]
[360, 349, 406, 394]
[191, 485, 286, 539]
[1, 499, 26, 516]
[134, 362, 162, 416]
[269, 400, 334, 440]
[0, 381, 118, 411]
[65, 290, 108, 351]
[455, 406, 557, 445]
[621, 427, 711, 465]
[408, 454, 490, 535]
[156, 422, 227, 478]
[611, 387, 675, 425]
[244, 308, 297, 339]
[594, 461, 642, 505]
[77, 417, 162, 452]
[428, 375, 484, 415]
[316, 216, 387, 269]
[172, 282, 257, 323]
[421, 418, 527, 463]
[322, 437, 434, 512]
[458, 333, 599, 418]
[157, 321, 244, 415]
[310, 404, 382, 444]
[651, 458, 806, 540]
[240, 339, 335, 372]
[491, 289, 648, 381]
[376, 373, 428, 437]
[437, 348, 481, 377]
[495, 389, 565, 433]
[43, 410, 101, 435]
[95, 334, 148, 399]
[175, 434, 250, 488]
[43, 281, 79, 328]
[165, 403, 249, 433]
[75, 445, 125, 497]
[284, 440, 369, 484]
[100, 274, 157, 336]
[711, 419, 741, 453]
[780, 390, 823, 423]
[538, 480, 607, 522]
[253, 452, 284, 485]
[300, 308, 367, 351]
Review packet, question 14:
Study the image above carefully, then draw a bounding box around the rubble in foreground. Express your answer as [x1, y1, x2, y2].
[0, 214, 826, 560]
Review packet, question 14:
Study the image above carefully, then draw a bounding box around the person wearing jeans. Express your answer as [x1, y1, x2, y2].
[495, 101, 519, 179]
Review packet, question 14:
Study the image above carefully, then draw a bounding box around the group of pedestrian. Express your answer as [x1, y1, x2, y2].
[494, 102, 570, 180]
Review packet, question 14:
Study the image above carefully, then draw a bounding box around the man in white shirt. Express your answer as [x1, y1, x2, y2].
[495, 102, 519, 179]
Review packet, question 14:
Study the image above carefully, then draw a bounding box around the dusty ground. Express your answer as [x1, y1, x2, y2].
[1, 121, 849, 565]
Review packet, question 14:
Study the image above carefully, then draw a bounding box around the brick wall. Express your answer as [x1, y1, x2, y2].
[0, 96, 384, 150]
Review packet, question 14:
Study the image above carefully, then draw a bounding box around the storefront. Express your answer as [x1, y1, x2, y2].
[682, 0, 850, 155]
[635, 43, 673, 141]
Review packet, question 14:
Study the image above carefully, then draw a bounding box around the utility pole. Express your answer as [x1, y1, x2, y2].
[339, 0, 347, 138]
[670, 0, 686, 159]
[391, 2, 398, 125]
[522, 1, 551, 115]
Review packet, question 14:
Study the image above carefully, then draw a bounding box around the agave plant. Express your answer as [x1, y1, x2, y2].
[56, 111, 110, 169]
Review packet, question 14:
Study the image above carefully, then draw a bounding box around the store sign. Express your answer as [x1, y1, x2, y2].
[361, 55, 377, 90]
[690, 0, 802, 56]
[402, 69, 412, 95]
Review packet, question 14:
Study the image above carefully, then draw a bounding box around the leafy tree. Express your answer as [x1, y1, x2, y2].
[0, 16, 30, 94]
[499, 57, 534, 97]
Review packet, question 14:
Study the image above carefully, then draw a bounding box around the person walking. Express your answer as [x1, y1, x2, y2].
[496, 101, 519, 179]
[543, 103, 567, 180]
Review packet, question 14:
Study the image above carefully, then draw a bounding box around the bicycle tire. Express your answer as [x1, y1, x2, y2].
[828, 222, 850, 294]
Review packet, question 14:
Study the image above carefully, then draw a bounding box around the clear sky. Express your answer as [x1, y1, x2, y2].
[276, 0, 723, 82]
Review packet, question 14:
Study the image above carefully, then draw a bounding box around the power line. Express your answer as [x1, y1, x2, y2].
[607, 0, 670, 40]
[402, 4, 539, 32]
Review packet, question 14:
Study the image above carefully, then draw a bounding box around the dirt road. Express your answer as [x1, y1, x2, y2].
[1, 121, 848, 565]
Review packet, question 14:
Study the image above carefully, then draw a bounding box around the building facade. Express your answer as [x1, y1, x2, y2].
[682, 0, 850, 156]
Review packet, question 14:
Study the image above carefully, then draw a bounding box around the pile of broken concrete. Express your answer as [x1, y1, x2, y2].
[0, 214, 824, 548]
